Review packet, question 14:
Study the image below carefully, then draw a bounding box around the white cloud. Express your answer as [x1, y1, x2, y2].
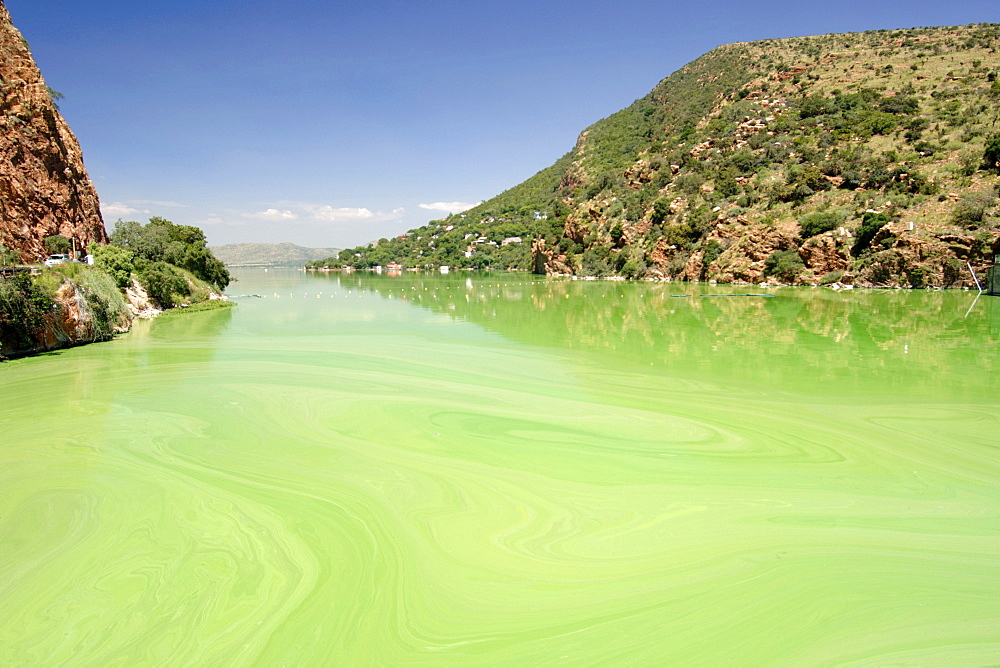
[303, 205, 405, 223]
[419, 201, 479, 214]
[250, 208, 298, 221]
[311, 206, 375, 221]
[101, 202, 150, 218]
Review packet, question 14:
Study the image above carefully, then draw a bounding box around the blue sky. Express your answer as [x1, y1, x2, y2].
[7, 0, 998, 248]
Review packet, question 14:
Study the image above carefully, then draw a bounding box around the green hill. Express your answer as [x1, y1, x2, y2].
[212, 242, 340, 267]
[315, 24, 1000, 288]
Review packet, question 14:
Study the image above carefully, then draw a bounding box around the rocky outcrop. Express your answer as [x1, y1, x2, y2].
[123, 278, 161, 319]
[0, 2, 107, 262]
[852, 224, 993, 288]
[531, 238, 573, 275]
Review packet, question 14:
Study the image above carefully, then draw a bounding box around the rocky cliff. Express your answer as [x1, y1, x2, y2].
[0, 1, 106, 262]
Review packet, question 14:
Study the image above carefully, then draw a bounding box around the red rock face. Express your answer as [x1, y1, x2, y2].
[0, 3, 107, 262]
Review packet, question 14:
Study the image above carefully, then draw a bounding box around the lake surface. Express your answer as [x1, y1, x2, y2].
[2, 268, 998, 664]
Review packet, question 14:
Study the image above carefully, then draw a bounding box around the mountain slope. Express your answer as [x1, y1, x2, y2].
[0, 2, 107, 261]
[323, 24, 1000, 288]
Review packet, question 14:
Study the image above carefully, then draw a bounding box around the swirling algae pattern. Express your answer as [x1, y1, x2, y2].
[1, 270, 998, 664]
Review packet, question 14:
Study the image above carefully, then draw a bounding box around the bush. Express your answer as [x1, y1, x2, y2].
[799, 211, 845, 238]
[620, 257, 645, 278]
[819, 270, 845, 285]
[579, 246, 612, 277]
[90, 243, 135, 288]
[76, 268, 129, 338]
[609, 222, 625, 246]
[136, 261, 190, 308]
[763, 250, 804, 282]
[952, 191, 994, 227]
[984, 135, 1000, 172]
[851, 212, 892, 256]
[0, 273, 51, 350]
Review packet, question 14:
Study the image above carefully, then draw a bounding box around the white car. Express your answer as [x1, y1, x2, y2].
[44, 254, 68, 267]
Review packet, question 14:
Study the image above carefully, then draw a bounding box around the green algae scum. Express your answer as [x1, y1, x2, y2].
[1, 269, 998, 664]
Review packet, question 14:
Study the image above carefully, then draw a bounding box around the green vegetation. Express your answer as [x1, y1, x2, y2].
[313, 23, 1000, 287]
[984, 135, 1000, 171]
[764, 249, 806, 281]
[43, 234, 71, 255]
[0, 263, 128, 354]
[2, 218, 230, 357]
[108, 217, 230, 292]
[46, 86, 64, 110]
[852, 212, 893, 256]
[799, 211, 846, 238]
[0, 244, 19, 266]
[155, 299, 235, 318]
[0, 272, 50, 351]
[91, 217, 230, 308]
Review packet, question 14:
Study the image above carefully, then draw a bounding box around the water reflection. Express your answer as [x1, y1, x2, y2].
[315, 271, 998, 399]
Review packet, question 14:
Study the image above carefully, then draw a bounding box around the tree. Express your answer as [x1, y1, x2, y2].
[109, 217, 230, 289]
[89, 243, 135, 288]
[0, 244, 20, 266]
[44, 234, 71, 255]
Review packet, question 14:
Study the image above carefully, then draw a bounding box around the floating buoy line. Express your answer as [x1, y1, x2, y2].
[228, 287, 777, 301]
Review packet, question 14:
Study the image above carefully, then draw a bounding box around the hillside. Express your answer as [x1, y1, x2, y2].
[0, 2, 107, 261]
[320, 24, 1000, 288]
[212, 242, 340, 267]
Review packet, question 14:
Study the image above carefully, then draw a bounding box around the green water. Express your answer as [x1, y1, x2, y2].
[2, 269, 998, 665]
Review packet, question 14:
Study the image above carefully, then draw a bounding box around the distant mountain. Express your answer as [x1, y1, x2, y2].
[211, 242, 340, 267]
[324, 23, 1000, 288]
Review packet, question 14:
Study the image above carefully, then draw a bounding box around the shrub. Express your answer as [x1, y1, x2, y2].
[76, 268, 129, 338]
[609, 222, 625, 246]
[952, 191, 994, 227]
[650, 198, 672, 225]
[763, 250, 804, 282]
[620, 257, 646, 278]
[799, 211, 845, 238]
[984, 135, 1000, 172]
[819, 270, 845, 285]
[579, 246, 612, 277]
[89, 243, 135, 288]
[852, 212, 892, 256]
[0, 273, 51, 350]
[702, 239, 723, 267]
[906, 265, 932, 288]
[797, 94, 834, 119]
[674, 172, 705, 194]
[136, 261, 190, 308]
